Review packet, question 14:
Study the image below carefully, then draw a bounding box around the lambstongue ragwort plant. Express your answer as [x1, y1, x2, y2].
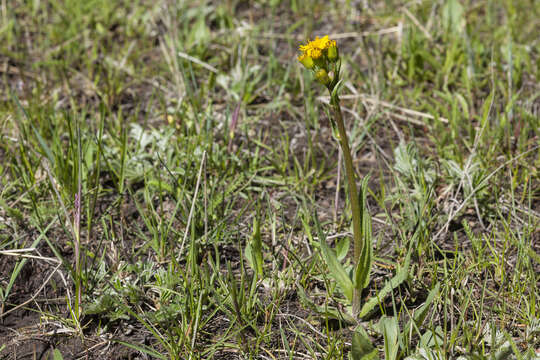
[298, 36, 372, 319]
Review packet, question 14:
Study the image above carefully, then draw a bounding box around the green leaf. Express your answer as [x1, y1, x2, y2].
[454, 92, 470, 120]
[359, 255, 410, 318]
[330, 78, 343, 100]
[313, 211, 353, 301]
[354, 176, 372, 291]
[379, 316, 400, 360]
[146, 179, 174, 194]
[407, 283, 440, 331]
[245, 217, 263, 278]
[52, 349, 64, 360]
[111, 339, 167, 360]
[480, 91, 495, 129]
[528, 247, 540, 264]
[319, 235, 353, 302]
[351, 327, 377, 360]
[189, 16, 210, 48]
[312, 211, 353, 303]
[442, 0, 465, 36]
[419, 326, 444, 348]
[335, 237, 350, 262]
[296, 283, 356, 324]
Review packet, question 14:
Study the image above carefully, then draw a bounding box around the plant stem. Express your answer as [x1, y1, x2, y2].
[330, 93, 362, 317]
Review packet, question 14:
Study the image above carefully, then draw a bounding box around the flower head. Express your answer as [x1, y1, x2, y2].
[298, 35, 340, 89]
[298, 35, 334, 60]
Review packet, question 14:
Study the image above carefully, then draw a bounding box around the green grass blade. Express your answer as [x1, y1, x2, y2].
[111, 339, 167, 360]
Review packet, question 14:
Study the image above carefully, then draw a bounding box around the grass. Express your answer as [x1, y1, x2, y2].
[0, 0, 539, 359]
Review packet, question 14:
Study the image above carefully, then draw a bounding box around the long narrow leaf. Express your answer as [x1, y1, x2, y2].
[359, 255, 410, 318]
[380, 316, 400, 360]
[245, 217, 263, 278]
[355, 176, 372, 290]
[314, 212, 353, 301]
[408, 283, 440, 330]
[111, 339, 167, 360]
[319, 238, 353, 302]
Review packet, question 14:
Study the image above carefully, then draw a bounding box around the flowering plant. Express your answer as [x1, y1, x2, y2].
[298, 36, 372, 319]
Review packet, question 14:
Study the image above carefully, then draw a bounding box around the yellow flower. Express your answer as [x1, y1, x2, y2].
[299, 43, 310, 52]
[312, 35, 331, 49]
[298, 42, 322, 59]
[298, 35, 337, 61]
[310, 48, 322, 59]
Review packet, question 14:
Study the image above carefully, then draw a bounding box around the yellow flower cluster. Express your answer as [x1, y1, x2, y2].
[298, 35, 336, 60]
[298, 35, 339, 87]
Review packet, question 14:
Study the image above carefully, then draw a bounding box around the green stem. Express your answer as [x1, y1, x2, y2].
[330, 93, 362, 317]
